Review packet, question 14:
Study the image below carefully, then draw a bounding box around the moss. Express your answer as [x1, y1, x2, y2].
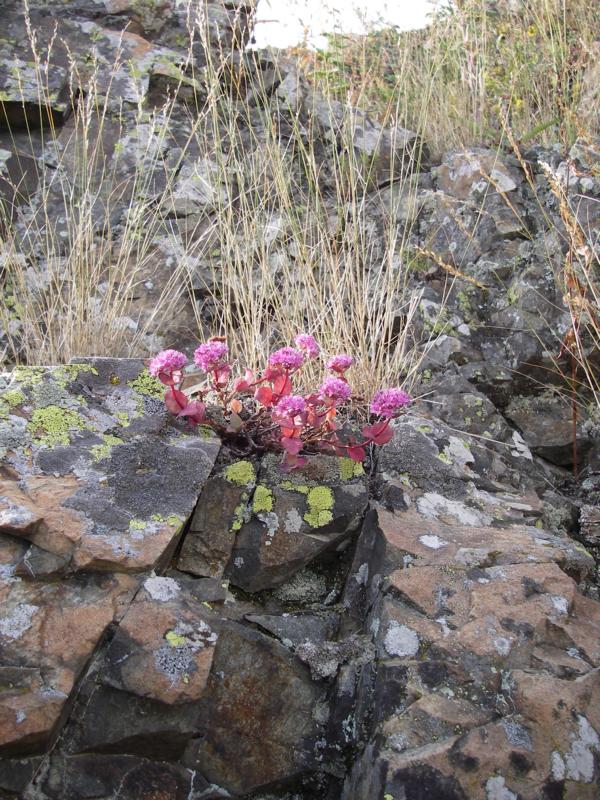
[165, 630, 187, 647]
[224, 460, 256, 488]
[127, 370, 164, 399]
[304, 486, 334, 528]
[90, 434, 124, 462]
[339, 457, 364, 481]
[28, 406, 86, 447]
[253, 484, 274, 514]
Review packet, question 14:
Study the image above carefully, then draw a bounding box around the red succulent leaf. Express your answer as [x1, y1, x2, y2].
[178, 400, 206, 423]
[362, 421, 393, 445]
[158, 371, 176, 386]
[281, 436, 303, 455]
[255, 386, 274, 407]
[347, 445, 366, 462]
[214, 365, 231, 388]
[230, 398, 243, 413]
[165, 387, 188, 414]
[272, 373, 292, 397]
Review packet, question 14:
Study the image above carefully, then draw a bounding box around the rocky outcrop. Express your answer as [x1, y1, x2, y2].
[339, 423, 600, 800]
[2, 362, 599, 798]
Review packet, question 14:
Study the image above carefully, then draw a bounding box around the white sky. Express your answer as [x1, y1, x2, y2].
[251, 0, 443, 49]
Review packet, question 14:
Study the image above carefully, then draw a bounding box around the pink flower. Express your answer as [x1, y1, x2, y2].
[274, 395, 306, 418]
[149, 349, 187, 377]
[319, 376, 352, 405]
[370, 388, 411, 418]
[327, 354, 354, 374]
[294, 333, 320, 359]
[194, 340, 229, 372]
[268, 347, 304, 372]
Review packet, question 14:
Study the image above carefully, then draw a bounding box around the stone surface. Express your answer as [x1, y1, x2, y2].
[185, 622, 324, 795]
[0, 358, 219, 574]
[177, 458, 258, 578]
[0, 572, 136, 755]
[338, 460, 600, 799]
[505, 393, 593, 466]
[225, 453, 368, 592]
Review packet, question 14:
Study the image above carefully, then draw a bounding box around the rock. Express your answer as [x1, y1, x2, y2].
[37, 753, 208, 800]
[0, 359, 220, 574]
[505, 393, 593, 466]
[0, 572, 137, 754]
[178, 458, 258, 578]
[580, 505, 600, 548]
[339, 493, 600, 800]
[61, 573, 222, 759]
[185, 622, 324, 795]
[435, 148, 522, 200]
[245, 611, 340, 650]
[313, 98, 425, 187]
[225, 453, 368, 592]
[0, 52, 69, 130]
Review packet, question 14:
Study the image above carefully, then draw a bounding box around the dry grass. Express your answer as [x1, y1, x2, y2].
[305, 0, 600, 156]
[0, 23, 189, 365]
[1, 0, 598, 405]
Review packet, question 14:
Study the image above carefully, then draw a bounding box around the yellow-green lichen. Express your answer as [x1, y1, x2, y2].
[127, 370, 165, 399]
[28, 406, 87, 447]
[13, 367, 46, 387]
[53, 364, 98, 387]
[90, 434, 123, 462]
[129, 519, 148, 531]
[115, 411, 131, 427]
[304, 486, 334, 528]
[230, 492, 249, 532]
[279, 481, 309, 494]
[2, 389, 25, 408]
[252, 484, 274, 514]
[437, 450, 452, 465]
[339, 457, 364, 481]
[150, 513, 184, 527]
[165, 630, 187, 647]
[224, 460, 256, 487]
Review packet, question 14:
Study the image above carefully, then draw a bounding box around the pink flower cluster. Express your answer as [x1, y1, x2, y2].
[268, 347, 305, 372]
[370, 388, 412, 418]
[194, 340, 229, 372]
[319, 376, 352, 405]
[294, 334, 320, 359]
[152, 332, 411, 470]
[148, 349, 187, 378]
[275, 395, 307, 417]
[327, 354, 354, 374]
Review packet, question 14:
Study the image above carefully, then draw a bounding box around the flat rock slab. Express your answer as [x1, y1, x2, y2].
[60, 574, 224, 760]
[0, 571, 137, 755]
[185, 622, 324, 795]
[0, 358, 219, 574]
[225, 453, 368, 592]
